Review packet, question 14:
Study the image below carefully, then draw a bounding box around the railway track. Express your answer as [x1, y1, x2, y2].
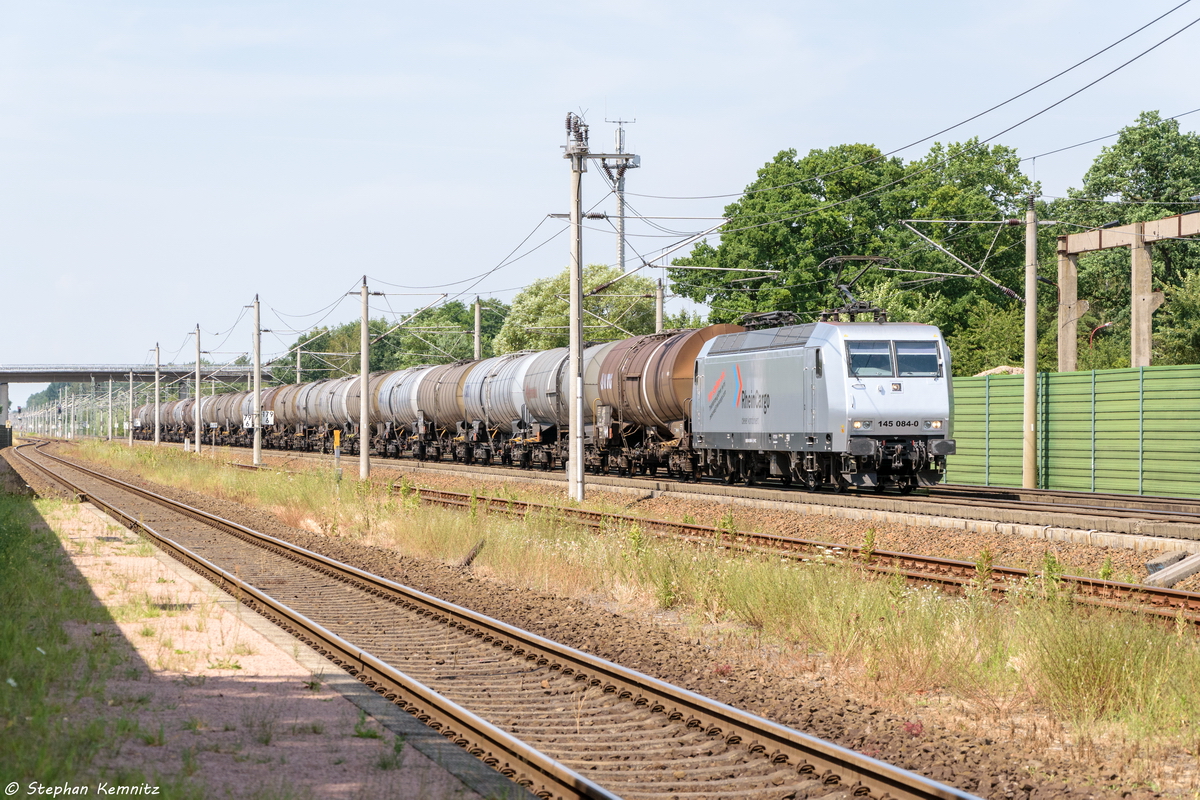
[221, 443, 1200, 539]
[414, 487, 1200, 625]
[100, 438, 1200, 539]
[11, 441, 977, 800]
[933, 483, 1200, 524]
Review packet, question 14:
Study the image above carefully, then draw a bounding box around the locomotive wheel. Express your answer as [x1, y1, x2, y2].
[899, 481, 915, 495]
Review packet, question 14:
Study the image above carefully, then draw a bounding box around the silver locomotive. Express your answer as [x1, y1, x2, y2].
[691, 319, 955, 492]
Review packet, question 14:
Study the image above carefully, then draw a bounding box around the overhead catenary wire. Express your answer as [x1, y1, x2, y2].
[161, 15, 1200, 361]
[1022, 105, 1200, 163]
[627, 12, 1200, 280]
[625, 0, 1196, 203]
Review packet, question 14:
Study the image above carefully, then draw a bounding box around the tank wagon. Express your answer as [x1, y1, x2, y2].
[132, 319, 957, 491]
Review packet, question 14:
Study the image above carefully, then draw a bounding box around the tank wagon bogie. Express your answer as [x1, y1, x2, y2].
[130, 319, 956, 492]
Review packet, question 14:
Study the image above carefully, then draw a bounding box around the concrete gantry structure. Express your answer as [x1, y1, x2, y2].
[0, 364, 273, 384]
[0, 364, 275, 427]
[1057, 211, 1200, 372]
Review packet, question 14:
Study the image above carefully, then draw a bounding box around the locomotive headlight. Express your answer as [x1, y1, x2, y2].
[851, 419, 872, 430]
[923, 419, 943, 430]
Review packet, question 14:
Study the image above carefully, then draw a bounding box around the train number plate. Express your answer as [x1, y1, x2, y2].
[878, 420, 919, 428]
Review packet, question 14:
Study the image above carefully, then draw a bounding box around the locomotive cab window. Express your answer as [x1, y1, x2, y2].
[896, 341, 940, 377]
[814, 348, 823, 378]
[846, 341, 892, 377]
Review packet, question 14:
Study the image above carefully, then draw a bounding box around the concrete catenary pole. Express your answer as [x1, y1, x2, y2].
[107, 379, 113, 441]
[128, 371, 133, 447]
[1130, 222, 1155, 368]
[253, 296, 263, 466]
[360, 277, 370, 481]
[154, 344, 161, 446]
[565, 114, 588, 502]
[296, 344, 302, 385]
[194, 324, 202, 455]
[655, 279, 664, 333]
[474, 297, 482, 361]
[1022, 196, 1038, 489]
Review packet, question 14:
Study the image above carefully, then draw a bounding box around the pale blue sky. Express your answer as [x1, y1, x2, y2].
[4, 0, 1198, 405]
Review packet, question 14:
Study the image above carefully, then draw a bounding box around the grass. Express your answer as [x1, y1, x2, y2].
[240, 701, 280, 746]
[353, 709, 382, 739]
[68, 439, 1200, 764]
[0, 488, 120, 786]
[0, 474, 215, 800]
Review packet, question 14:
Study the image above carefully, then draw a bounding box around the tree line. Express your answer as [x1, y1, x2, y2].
[669, 110, 1200, 376]
[32, 110, 1198, 396]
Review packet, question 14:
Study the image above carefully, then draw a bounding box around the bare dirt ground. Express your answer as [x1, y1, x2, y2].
[10, 444, 1188, 798]
[4, 455, 486, 799]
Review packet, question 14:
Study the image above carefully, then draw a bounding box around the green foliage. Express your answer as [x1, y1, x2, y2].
[353, 709, 382, 739]
[664, 114, 1200, 373]
[492, 263, 658, 353]
[667, 139, 1036, 354]
[1051, 111, 1200, 367]
[1157, 268, 1200, 364]
[0, 493, 132, 787]
[662, 307, 707, 330]
[945, 298, 1024, 376]
[668, 143, 909, 323]
[272, 299, 509, 382]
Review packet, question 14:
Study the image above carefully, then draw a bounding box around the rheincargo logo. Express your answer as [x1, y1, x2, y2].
[738, 388, 770, 414]
[733, 365, 769, 414]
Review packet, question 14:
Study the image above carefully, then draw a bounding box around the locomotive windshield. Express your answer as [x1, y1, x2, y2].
[896, 341, 940, 376]
[847, 341, 892, 376]
[847, 340, 941, 377]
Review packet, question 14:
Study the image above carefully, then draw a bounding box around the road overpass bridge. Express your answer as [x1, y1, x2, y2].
[0, 364, 277, 427]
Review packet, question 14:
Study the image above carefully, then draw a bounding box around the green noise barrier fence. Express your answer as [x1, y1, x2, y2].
[946, 364, 1200, 498]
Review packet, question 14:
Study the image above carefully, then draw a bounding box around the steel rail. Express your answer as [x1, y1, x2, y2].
[10, 443, 613, 800]
[936, 483, 1200, 517]
[16, 441, 978, 800]
[415, 487, 1200, 624]
[113, 437, 1200, 533]
[293, 446, 1200, 527]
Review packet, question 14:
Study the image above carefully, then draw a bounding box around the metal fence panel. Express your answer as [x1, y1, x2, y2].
[947, 364, 1200, 498]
